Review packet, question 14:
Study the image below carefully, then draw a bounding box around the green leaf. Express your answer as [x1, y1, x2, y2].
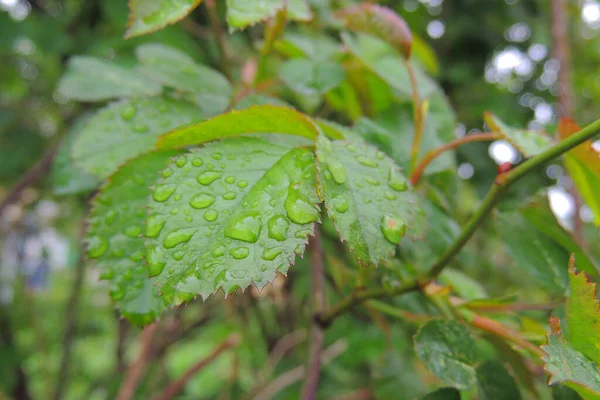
[495, 212, 569, 292]
[57, 56, 162, 102]
[440, 269, 488, 301]
[522, 196, 599, 275]
[336, 4, 412, 59]
[87, 150, 179, 324]
[564, 155, 600, 226]
[146, 139, 319, 302]
[275, 32, 340, 61]
[484, 112, 553, 157]
[279, 58, 346, 96]
[341, 32, 436, 99]
[125, 0, 203, 38]
[156, 105, 321, 149]
[136, 43, 232, 117]
[226, 0, 312, 31]
[414, 319, 478, 390]
[476, 360, 522, 400]
[567, 268, 600, 365]
[52, 115, 101, 195]
[419, 388, 461, 400]
[72, 96, 201, 179]
[233, 94, 291, 110]
[542, 328, 600, 399]
[315, 135, 425, 266]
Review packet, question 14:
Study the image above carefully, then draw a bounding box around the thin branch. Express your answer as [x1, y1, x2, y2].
[302, 229, 326, 400]
[205, 0, 232, 81]
[0, 143, 59, 216]
[470, 314, 545, 358]
[407, 61, 424, 172]
[116, 323, 159, 400]
[253, 340, 348, 400]
[53, 255, 86, 400]
[319, 117, 600, 326]
[151, 334, 240, 400]
[410, 133, 502, 185]
[551, 0, 574, 118]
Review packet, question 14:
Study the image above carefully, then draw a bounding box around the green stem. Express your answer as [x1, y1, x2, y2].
[407, 61, 423, 172]
[256, 9, 287, 84]
[318, 117, 600, 327]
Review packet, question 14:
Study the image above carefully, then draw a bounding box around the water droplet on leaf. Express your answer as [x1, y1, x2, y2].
[381, 215, 406, 245]
[133, 123, 148, 133]
[147, 246, 166, 277]
[225, 214, 262, 243]
[327, 159, 346, 184]
[223, 191, 237, 200]
[237, 180, 248, 188]
[356, 155, 378, 168]
[191, 158, 204, 167]
[225, 176, 236, 184]
[87, 236, 108, 258]
[163, 228, 196, 249]
[197, 171, 222, 185]
[334, 196, 349, 213]
[262, 247, 282, 261]
[388, 169, 408, 192]
[212, 245, 226, 257]
[175, 156, 187, 168]
[230, 247, 250, 259]
[123, 226, 142, 238]
[204, 209, 219, 222]
[284, 185, 319, 224]
[120, 105, 137, 120]
[268, 215, 290, 241]
[153, 184, 177, 202]
[146, 215, 166, 238]
[161, 168, 173, 178]
[190, 193, 215, 209]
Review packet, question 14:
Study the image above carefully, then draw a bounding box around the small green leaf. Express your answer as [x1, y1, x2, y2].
[484, 112, 553, 157]
[315, 135, 425, 266]
[564, 155, 600, 226]
[146, 138, 319, 302]
[57, 56, 161, 102]
[414, 319, 478, 390]
[136, 43, 232, 116]
[276, 32, 341, 61]
[419, 388, 461, 400]
[280, 58, 346, 96]
[567, 268, 600, 365]
[226, 0, 312, 31]
[72, 96, 201, 179]
[52, 115, 101, 195]
[156, 105, 321, 149]
[233, 94, 291, 110]
[125, 0, 203, 38]
[542, 323, 600, 399]
[439, 269, 488, 301]
[341, 32, 436, 99]
[476, 360, 522, 400]
[336, 3, 412, 59]
[495, 212, 569, 292]
[87, 150, 179, 324]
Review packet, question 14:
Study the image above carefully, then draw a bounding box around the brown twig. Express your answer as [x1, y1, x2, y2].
[301, 229, 326, 400]
[410, 132, 502, 185]
[470, 314, 545, 358]
[205, 0, 232, 81]
[151, 334, 241, 400]
[116, 323, 159, 400]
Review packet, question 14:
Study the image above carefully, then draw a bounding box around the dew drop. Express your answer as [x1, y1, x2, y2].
[112, 248, 125, 258]
[172, 251, 185, 261]
[356, 155, 378, 168]
[230, 247, 250, 260]
[381, 215, 407, 245]
[99, 268, 115, 280]
[223, 191, 237, 200]
[327, 159, 346, 184]
[284, 185, 319, 224]
[170, 208, 179, 215]
[174, 194, 182, 201]
[225, 176, 236, 184]
[123, 226, 142, 238]
[153, 184, 177, 202]
[145, 215, 166, 238]
[364, 176, 380, 186]
[204, 209, 219, 222]
[147, 246, 166, 277]
[295, 229, 312, 239]
[237, 180, 248, 188]
[376, 151, 386, 160]
[230, 270, 245, 279]
[212, 245, 226, 258]
[212, 153, 222, 160]
[262, 247, 282, 261]
[268, 215, 290, 241]
[111, 286, 126, 300]
[185, 216, 192, 222]
[225, 214, 262, 243]
[261, 264, 268, 272]
[346, 143, 357, 153]
[388, 169, 408, 192]
[197, 171, 222, 185]
[120, 104, 137, 120]
[87, 236, 108, 258]
[129, 251, 144, 261]
[385, 191, 398, 200]
[175, 156, 187, 168]
[163, 228, 196, 249]
[324, 170, 332, 180]
[133, 123, 148, 133]
[162, 168, 173, 178]
[190, 193, 215, 209]
[104, 209, 117, 225]
[191, 157, 204, 167]
[334, 196, 349, 213]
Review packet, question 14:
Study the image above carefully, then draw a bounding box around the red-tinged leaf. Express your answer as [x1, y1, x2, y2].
[558, 117, 600, 177]
[336, 4, 412, 60]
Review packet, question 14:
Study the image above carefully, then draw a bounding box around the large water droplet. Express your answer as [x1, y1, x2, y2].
[356, 155, 378, 168]
[268, 215, 290, 241]
[197, 171, 222, 185]
[327, 159, 346, 184]
[172, 251, 185, 261]
[133, 123, 148, 133]
[388, 169, 408, 192]
[191, 157, 204, 167]
[163, 228, 196, 249]
[123, 226, 142, 238]
[153, 184, 177, 202]
[385, 191, 397, 200]
[162, 168, 173, 178]
[189, 193, 215, 209]
[223, 191, 237, 200]
[225, 176, 236, 184]
[284, 186, 319, 224]
[237, 180, 248, 188]
[212, 152, 222, 160]
[295, 229, 312, 239]
[147, 246, 166, 277]
[146, 215, 166, 238]
[381, 215, 407, 245]
[262, 247, 282, 261]
[365, 176, 380, 186]
[87, 236, 108, 258]
[225, 214, 262, 243]
[120, 104, 137, 120]
[212, 245, 225, 258]
[230, 247, 250, 259]
[334, 196, 349, 213]
[175, 156, 187, 168]
[204, 209, 219, 222]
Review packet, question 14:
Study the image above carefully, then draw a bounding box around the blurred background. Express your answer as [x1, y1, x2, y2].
[1, 0, 599, 399]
